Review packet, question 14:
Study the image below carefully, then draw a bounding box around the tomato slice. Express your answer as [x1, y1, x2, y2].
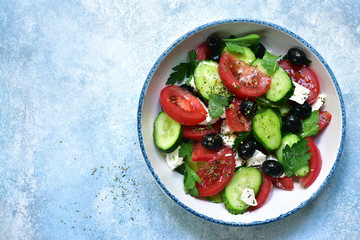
[318, 110, 332, 131]
[195, 42, 212, 62]
[160, 85, 207, 126]
[219, 52, 271, 99]
[182, 120, 222, 141]
[248, 171, 272, 211]
[300, 137, 322, 188]
[192, 141, 224, 162]
[278, 60, 320, 104]
[196, 147, 236, 196]
[271, 176, 294, 190]
[225, 98, 251, 132]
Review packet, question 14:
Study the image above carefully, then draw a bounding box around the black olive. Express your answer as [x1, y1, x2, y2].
[255, 43, 266, 59]
[262, 160, 284, 177]
[282, 113, 302, 133]
[209, 52, 221, 62]
[240, 100, 258, 118]
[290, 102, 312, 118]
[179, 84, 193, 93]
[288, 47, 307, 66]
[206, 35, 223, 53]
[238, 140, 255, 160]
[201, 133, 223, 150]
[249, 136, 265, 152]
[179, 84, 203, 100]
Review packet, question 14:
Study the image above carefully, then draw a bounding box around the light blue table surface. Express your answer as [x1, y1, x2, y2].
[1, 0, 359, 239]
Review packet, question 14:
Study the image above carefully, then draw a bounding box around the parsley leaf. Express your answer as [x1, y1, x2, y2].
[179, 142, 192, 158]
[188, 50, 199, 75]
[262, 51, 279, 75]
[222, 34, 261, 54]
[166, 63, 189, 85]
[183, 163, 201, 196]
[166, 50, 198, 85]
[222, 34, 260, 47]
[208, 94, 230, 119]
[224, 42, 245, 53]
[300, 110, 320, 138]
[282, 138, 312, 177]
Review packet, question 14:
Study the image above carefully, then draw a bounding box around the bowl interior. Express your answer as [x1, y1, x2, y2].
[139, 20, 344, 226]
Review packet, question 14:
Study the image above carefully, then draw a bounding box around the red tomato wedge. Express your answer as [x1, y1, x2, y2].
[159, 85, 207, 126]
[300, 137, 322, 188]
[196, 147, 236, 196]
[248, 171, 272, 211]
[318, 110, 332, 131]
[195, 42, 212, 62]
[279, 60, 320, 104]
[182, 120, 222, 141]
[225, 98, 251, 132]
[271, 176, 294, 190]
[192, 141, 224, 162]
[219, 52, 271, 99]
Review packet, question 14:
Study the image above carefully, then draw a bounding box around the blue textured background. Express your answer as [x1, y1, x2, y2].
[0, 0, 359, 239]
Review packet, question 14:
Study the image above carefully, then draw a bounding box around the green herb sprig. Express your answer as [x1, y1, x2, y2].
[300, 110, 320, 138]
[166, 50, 199, 85]
[222, 34, 261, 54]
[261, 51, 279, 75]
[183, 163, 201, 196]
[282, 138, 312, 177]
[208, 94, 230, 119]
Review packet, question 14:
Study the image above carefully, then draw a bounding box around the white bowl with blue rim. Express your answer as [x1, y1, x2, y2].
[137, 19, 345, 226]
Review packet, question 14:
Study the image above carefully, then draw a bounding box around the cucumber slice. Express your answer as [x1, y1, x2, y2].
[223, 46, 256, 65]
[153, 112, 182, 153]
[252, 108, 282, 151]
[194, 60, 232, 100]
[275, 134, 310, 177]
[295, 165, 310, 177]
[252, 58, 294, 103]
[207, 189, 224, 203]
[223, 167, 262, 214]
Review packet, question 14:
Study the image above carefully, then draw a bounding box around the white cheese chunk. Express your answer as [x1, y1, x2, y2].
[188, 75, 197, 90]
[221, 134, 237, 148]
[241, 187, 258, 206]
[266, 154, 278, 161]
[234, 151, 245, 168]
[165, 146, 184, 171]
[289, 81, 310, 104]
[311, 94, 326, 111]
[246, 150, 267, 167]
[220, 120, 233, 135]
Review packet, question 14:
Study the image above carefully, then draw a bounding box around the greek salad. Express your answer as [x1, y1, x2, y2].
[153, 33, 332, 214]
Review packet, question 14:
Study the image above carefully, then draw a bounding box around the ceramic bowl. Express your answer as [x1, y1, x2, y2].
[137, 19, 345, 226]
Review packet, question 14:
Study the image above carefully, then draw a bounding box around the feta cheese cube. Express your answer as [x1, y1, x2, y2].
[220, 120, 233, 135]
[221, 134, 237, 148]
[311, 94, 326, 111]
[188, 75, 197, 90]
[241, 187, 257, 206]
[289, 81, 310, 104]
[165, 146, 184, 171]
[234, 151, 245, 168]
[266, 154, 278, 161]
[246, 150, 267, 167]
